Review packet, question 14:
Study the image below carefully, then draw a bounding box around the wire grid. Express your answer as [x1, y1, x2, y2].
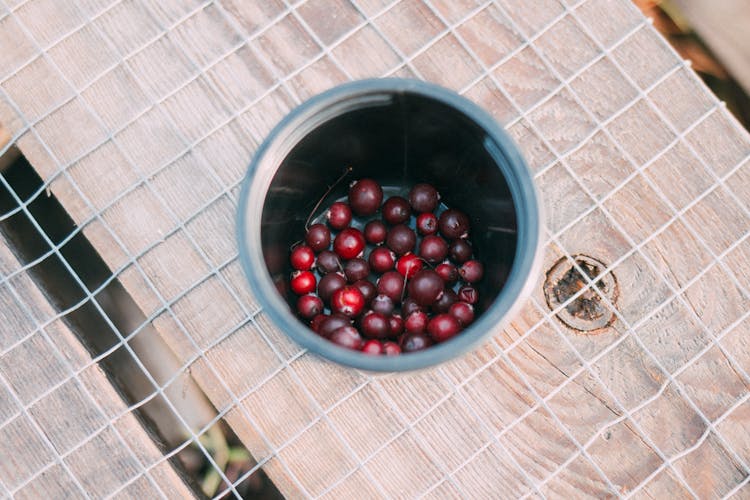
[0, 0, 748, 498]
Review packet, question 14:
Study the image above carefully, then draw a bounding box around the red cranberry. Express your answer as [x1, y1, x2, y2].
[361, 339, 384, 355]
[305, 224, 331, 252]
[405, 311, 428, 334]
[371, 294, 395, 315]
[327, 201, 352, 230]
[436, 262, 459, 284]
[419, 235, 448, 263]
[319, 314, 351, 338]
[290, 271, 316, 295]
[297, 294, 323, 319]
[432, 288, 458, 314]
[459, 260, 484, 283]
[401, 297, 423, 317]
[344, 258, 370, 282]
[377, 271, 405, 303]
[331, 286, 366, 317]
[364, 220, 387, 245]
[439, 209, 470, 240]
[416, 213, 438, 235]
[383, 341, 401, 355]
[318, 272, 346, 303]
[369, 247, 396, 273]
[353, 279, 377, 304]
[449, 240, 472, 264]
[382, 196, 411, 225]
[408, 269, 444, 306]
[290, 245, 315, 271]
[334, 227, 365, 260]
[310, 313, 327, 333]
[360, 311, 390, 339]
[400, 332, 433, 352]
[388, 314, 404, 336]
[348, 178, 383, 215]
[386, 224, 416, 255]
[427, 314, 462, 342]
[450, 302, 475, 326]
[396, 253, 423, 279]
[316, 250, 341, 274]
[458, 285, 479, 304]
[330, 325, 363, 350]
[409, 183, 440, 213]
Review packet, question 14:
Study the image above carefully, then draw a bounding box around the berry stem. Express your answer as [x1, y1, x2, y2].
[305, 166, 353, 230]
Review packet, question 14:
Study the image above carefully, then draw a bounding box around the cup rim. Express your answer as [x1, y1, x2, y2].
[237, 78, 543, 372]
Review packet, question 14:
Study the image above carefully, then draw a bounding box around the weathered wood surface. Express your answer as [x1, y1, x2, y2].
[1, 0, 749, 498]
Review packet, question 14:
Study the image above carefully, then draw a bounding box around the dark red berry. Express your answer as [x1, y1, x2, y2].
[449, 239, 472, 264]
[371, 294, 395, 315]
[330, 325, 363, 350]
[290, 271, 316, 295]
[297, 294, 323, 319]
[382, 196, 411, 225]
[348, 178, 383, 216]
[405, 311, 428, 334]
[436, 262, 459, 284]
[364, 220, 387, 245]
[388, 314, 404, 336]
[432, 288, 458, 314]
[386, 224, 416, 255]
[427, 314, 462, 342]
[331, 286, 366, 317]
[316, 250, 341, 274]
[409, 183, 440, 213]
[450, 302, 475, 326]
[327, 201, 352, 230]
[408, 269, 444, 306]
[459, 260, 484, 283]
[401, 297, 423, 317]
[383, 341, 401, 355]
[396, 253, 423, 279]
[400, 332, 433, 353]
[319, 314, 351, 338]
[318, 272, 346, 303]
[369, 247, 396, 273]
[458, 285, 479, 304]
[360, 311, 390, 339]
[334, 227, 365, 260]
[310, 313, 327, 333]
[419, 235, 448, 263]
[344, 258, 370, 282]
[353, 279, 377, 304]
[361, 339, 384, 355]
[377, 271, 405, 303]
[290, 245, 315, 271]
[439, 209, 470, 240]
[416, 213, 438, 235]
[305, 224, 331, 252]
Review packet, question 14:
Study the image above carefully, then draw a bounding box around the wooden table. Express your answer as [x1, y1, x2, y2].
[1, 0, 749, 498]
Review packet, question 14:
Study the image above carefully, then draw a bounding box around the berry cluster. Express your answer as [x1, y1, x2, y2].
[289, 179, 484, 355]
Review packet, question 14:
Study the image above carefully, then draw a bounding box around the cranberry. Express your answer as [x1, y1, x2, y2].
[419, 235, 448, 263]
[382, 196, 411, 225]
[427, 314, 462, 342]
[409, 183, 440, 213]
[458, 285, 479, 304]
[401, 297, 423, 317]
[348, 178, 383, 216]
[450, 302, 475, 326]
[377, 271, 405, 303]
[386, 224, 416, 255]
[369, 247, 396, 273]
[400, 332, 433, 352]
[405, 311, 428, 334]
[383, 341, 401, 355]
[449, 240, 472, 264]
[310, 313, 327, 333]
[360, 311, 390, 339]
[408, 269, 444, 306]
[290, 245, 315, 271]
[439, 209, 470, 240]
[316, 250, 341, 274]
[436, 262, 459, 284]
[327, 201, 352, 230]
[396, 253, 423, 279]
[388, 314, 404, 336]
[459, 260, 484, 283]
[353, 279, 377, 304]
[330, 325, 363, 350]
[297, 294, 323, 319]
[344, 258, 370, 282]
[317, 272, 346, 303]
[371, 294, 395, 315]
[416, 212, 438, 235]
[331, 286, 366, 317]
[334, 227, 365, 260]
[305, 224, 331, 252]
[432, 288, 458, 314]
[361, 339, 384, 355]
[319, 314, 351, 338]
[290, 270, 316, 295]
[364, 220, 387, 245]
